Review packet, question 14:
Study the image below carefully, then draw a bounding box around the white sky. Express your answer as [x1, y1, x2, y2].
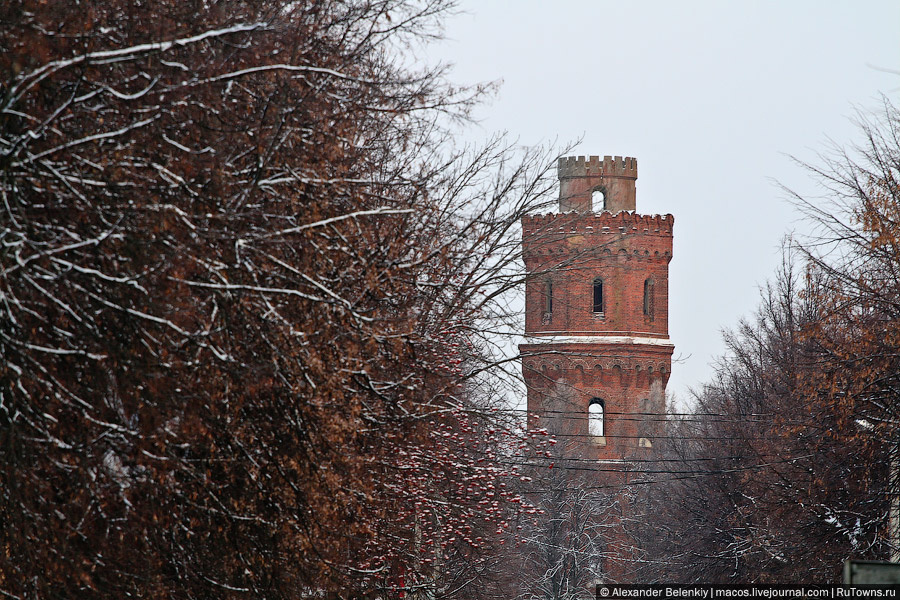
[429, 0, 900, 406]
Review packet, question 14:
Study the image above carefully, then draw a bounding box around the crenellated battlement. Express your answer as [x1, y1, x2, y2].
[522, 211, 673, 238]
[558, 155, 638, 179]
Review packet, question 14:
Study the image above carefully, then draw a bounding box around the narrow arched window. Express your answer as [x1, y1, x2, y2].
[592, 278, 604, 313]
[544, 278, 553, 314]
[591, 188, 606, 212]
[588, 399, 605, 437]
[643, 278, 655, 320]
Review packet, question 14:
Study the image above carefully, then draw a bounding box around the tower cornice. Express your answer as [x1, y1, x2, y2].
[522, 211, 673, 237]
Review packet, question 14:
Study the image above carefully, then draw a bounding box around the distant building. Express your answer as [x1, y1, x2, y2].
[520, 156, 674, 579]
[521, 154, 674, 462]
[519, 156, 674, 581]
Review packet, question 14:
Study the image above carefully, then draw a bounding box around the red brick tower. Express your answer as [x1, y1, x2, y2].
[520, 155, 674, 468]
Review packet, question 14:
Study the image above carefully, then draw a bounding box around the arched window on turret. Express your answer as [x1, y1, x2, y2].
[591, 188, 606, 212]
[592, 277, 604, 314]
[643, 278, 655, 321]
[544, 278, 553, 314]
[588, 399, 605, 437]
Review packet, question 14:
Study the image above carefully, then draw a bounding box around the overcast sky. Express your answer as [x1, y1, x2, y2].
[428, 0, 900, 405]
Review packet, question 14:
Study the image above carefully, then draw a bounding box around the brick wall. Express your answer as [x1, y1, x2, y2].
[522, 211, 673, 337]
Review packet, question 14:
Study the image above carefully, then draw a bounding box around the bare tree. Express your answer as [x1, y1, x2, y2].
[636, 254, 888, 583]
[0, 1, 559, 597]
[789, 98, 900, 559]
[630, 101, 900, 583]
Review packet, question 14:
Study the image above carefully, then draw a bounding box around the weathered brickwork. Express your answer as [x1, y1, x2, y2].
[520, 155, 674, 465]
[522, 211, 673, 337]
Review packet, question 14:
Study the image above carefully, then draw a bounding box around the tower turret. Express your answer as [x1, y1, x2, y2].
[558, 155, 638, 213]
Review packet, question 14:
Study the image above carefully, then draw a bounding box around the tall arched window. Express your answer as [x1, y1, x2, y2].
[591, 188, 606, 212]
[643, 278, 655, 320]
[544, 278, 553, 314]
[592, 278, 604, 313]
[588, 399, 605, 437]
